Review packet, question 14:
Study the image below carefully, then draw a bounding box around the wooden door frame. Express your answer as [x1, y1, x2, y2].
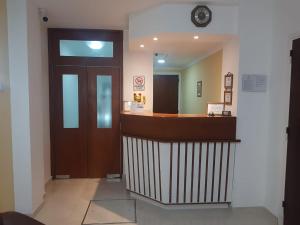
[284, 37, 300, 225]
[48, 29, 123, 178]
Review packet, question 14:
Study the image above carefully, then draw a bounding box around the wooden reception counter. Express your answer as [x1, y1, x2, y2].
[121, 112, 238, 142]
[121, 112, 240, 206]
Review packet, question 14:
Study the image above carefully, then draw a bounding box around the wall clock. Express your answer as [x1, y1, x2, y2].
[191, 5, 212, 27]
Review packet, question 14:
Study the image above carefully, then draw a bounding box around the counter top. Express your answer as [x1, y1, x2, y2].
[121, 111, 227, 118]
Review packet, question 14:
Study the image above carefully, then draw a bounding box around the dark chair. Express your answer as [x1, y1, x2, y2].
[0, 212, 44, 225]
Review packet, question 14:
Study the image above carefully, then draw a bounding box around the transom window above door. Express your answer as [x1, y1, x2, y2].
[48, 29, 123, 67]
[60, 40, 114, 58]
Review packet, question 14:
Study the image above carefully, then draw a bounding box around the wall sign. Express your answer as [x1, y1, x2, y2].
[133, 76, 145, 91]
[197, 81, 202, 97]
[225, 72, 233, 89]
[242, 74, 267, 92]
[207, 103, 224, 115]
[224, 91, 233, 105]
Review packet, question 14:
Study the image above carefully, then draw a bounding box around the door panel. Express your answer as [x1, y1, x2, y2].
[53, 66, 88, 178]
[153, 75, 179, 114]
[284, 38, 300, 225]
[87, 67, 121, 178]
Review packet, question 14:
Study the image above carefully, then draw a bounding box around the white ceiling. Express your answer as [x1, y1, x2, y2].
[31, 0, 238, 29]
[31, 0, 238, 69]
[130, 33, 236, 70]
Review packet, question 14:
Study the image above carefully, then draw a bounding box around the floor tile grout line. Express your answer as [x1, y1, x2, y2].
[81, 200, 92, 225]
[82, 199, 137, 225]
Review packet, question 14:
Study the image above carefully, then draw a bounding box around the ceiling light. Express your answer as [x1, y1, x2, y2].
[87, 41, 104, 50]
[158, 59, 166, 64]
[153, 37, 158, 41]
[140, 44, 145, 48]
[194, 35, 199, 40]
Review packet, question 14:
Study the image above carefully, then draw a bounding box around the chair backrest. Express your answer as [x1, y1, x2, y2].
[0, 212, 44, 225]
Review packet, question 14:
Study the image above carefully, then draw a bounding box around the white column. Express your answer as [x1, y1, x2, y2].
[7, 0, 45, 214]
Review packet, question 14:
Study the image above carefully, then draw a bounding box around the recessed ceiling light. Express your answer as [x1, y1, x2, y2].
[158, 59, 166, 64]
[153, 37, 158, 41]
[140, 44, 145, 48]
[87, 41, 104, 50]
[194, 35, 199, 40]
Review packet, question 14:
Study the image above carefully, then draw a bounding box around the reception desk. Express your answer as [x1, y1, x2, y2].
[121, 112, 240, 206]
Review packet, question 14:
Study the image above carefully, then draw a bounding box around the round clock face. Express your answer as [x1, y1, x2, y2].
[191, 6, 212, 27]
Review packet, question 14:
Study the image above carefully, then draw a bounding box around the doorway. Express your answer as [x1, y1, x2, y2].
[284, 38, 300, 225]
[49, 29, 123, 178]
[153, 75, 179, 114]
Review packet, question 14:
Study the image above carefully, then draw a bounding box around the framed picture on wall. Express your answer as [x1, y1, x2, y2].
[225, 72, 233, 89]
[224, 91, 233, 105]
[197, 81, 202, 97]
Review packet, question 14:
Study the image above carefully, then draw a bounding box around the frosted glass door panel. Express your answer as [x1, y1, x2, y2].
[60, 40, 113, 58]
[97, 75, 112, 128]
[63, 74, 79, 128]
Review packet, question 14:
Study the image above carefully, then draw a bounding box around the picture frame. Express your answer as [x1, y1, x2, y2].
[207, 102, 224, 115]
[197, 81, 202, 97]
[224, 91, 233, 105]
[225, 72, 233, 89]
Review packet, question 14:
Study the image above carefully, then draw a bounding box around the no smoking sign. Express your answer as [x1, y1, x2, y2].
[133, 76, 145, 91]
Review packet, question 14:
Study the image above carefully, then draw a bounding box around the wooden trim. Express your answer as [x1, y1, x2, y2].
[147, 140, 151, 197]
[121, 134, 241, 143]
[152, 140, 157, 200]
[197, 142, 203, 202]
[218, 142, 224, 202]
[190, 142, 195, 202]
[176, 143, 181, 203]
[211, 142, 217, 202]
[204, 142, 209, 203]
[126, 137, 131, 189]
[131, 138, 136, 192]
[158, 142, 162, 202]
[169, 143, 174, 203]
[184, 142, 188, 203]
[141, 139, 146, 195]
[121, 113, 237, 141]
[136, 138, 141, 193]
[224, 142, 231, 202]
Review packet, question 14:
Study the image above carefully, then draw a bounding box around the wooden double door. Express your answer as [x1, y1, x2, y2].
[52, 66, 120, 178]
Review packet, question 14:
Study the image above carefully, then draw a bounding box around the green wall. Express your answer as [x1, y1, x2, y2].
[0, 0, 15, 212]
[180, 50, 222, 114]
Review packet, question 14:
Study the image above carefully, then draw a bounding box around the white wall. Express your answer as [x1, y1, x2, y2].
[233, 0, 273, 208]
[124, 31, 153, 111]
[266, 0, 300, 224]
[27, 0, 50, 210]
[7, 0, 34, 214]
[127, 1, 275, 210]
[129, 4, 238, 40]
[221, 39, 240, 115]
[7, 0, 49, 214]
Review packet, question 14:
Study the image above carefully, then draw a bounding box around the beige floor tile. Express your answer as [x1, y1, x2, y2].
[83, 200, 136, 224]
[34, 179, 277, 225]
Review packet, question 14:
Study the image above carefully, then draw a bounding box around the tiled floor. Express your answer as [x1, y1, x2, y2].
[34, 179, 277, 225]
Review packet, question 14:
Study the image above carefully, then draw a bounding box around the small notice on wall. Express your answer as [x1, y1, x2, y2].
[242, 74, 267, 92]
[133, 76, 145, 91]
